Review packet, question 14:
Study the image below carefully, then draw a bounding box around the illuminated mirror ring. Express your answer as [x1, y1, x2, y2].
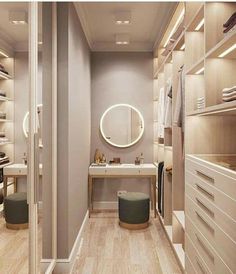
[100, 103, 144, 148]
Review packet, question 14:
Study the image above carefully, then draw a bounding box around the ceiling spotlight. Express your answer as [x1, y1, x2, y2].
[115, 34, 130, 45]
[9, 10, 28, 25]
[115, 11, 131, 25]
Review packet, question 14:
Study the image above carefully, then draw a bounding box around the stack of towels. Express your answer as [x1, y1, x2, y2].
[222, 86, 236, 102]
[196, 97, 205, 109]
[223, 12, 236, 34]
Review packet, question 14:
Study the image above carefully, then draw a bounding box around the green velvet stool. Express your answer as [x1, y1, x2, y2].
[4, 192, 28, 230]
[118, 192, 150, 230]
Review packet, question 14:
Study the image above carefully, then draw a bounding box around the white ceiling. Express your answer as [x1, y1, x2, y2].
[0, 2, 42, 53]
[75, 2, 177, 52]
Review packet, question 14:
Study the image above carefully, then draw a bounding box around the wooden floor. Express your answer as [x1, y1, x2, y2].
[72, 212, 182, 274]
[0, 214, 42, 274]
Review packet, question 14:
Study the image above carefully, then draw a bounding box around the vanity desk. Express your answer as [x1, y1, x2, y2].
[88, 163, 157, 218]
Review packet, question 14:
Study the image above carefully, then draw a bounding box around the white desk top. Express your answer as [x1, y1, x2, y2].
[89, 163, 156, 176]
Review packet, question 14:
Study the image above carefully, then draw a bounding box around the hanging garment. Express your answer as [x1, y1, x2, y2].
[161, 170, 164, 218]
[164, 79, 172, 128]
[173, 66, 185, 130]
[158, 87, 165, 138]
[158, 161, 164, 214]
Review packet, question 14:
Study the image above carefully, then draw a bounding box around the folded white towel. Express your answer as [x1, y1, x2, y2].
[223, 96, 236, 102]
[222, 86, 236, 94]
[222, 90, 236, 97]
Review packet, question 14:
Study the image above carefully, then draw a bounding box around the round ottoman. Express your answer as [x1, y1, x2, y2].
[4, 192, 28, 230]
[118, 192, 150, 230]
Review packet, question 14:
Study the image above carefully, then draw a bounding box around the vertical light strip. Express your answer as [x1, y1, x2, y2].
[28, 2, 38, 274]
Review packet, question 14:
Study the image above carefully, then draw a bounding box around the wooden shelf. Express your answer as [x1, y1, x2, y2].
[0, 71, 12, 80]
[165, 146, 173, 152]
[206, 29, 236, 59]
[186, 4, 204, 32]
[185, 57, 204, 75]
[0, 96, 13, 102]
[173, 244, 185, 270]
[173, 210, 185, 230]
[0, 142, 13, 146]
[0, 119, 12, 122]
[187, 101, 236, 116]
[165, 225, 173, 242]
[158, 144, 164, 148]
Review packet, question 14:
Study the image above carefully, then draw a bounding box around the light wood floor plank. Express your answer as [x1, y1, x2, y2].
[72, 212, 181, 274]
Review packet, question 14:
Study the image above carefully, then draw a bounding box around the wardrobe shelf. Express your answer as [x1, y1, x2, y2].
[0, 119, 12, 122]
[185, 57, 204, 75]
[165, 225, 173, 242]
[153, 120, 158, 122]
[173, 210, 185, 230]
[0, 161, 13, 169]
[173, 244, 185, 270]
[206, 29, 236, 59]
[0, 71, 12, 80]
[172, 31, 185, 51]
[187, 101, 236, 116]
[158, 144, 164, 148]
[0, 142, 13, 146]
[0, 96, 13, 102]
[154, 141, 159, 145]
[186, 4, 204, 32]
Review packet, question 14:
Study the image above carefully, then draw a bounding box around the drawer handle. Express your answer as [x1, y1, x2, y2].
[196, 198, 215, 218]
[196, 171, 214, 184]
[195, 184, 214, 200]
[195, 211, 214, 234]
[195, 233, 214, 262]
[196, 257, 208, 274]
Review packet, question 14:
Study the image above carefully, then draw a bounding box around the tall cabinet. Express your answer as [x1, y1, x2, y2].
[154, 2, 236, 273]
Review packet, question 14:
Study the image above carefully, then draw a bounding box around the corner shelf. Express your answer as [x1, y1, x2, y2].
[173, 243, 185, 270]
[185, 57, 204, 75]
[0, 96, 13, 102]
[186, 3, 204, 31]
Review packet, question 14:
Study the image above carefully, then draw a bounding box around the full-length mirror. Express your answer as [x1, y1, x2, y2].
[100, 104, 144, 148]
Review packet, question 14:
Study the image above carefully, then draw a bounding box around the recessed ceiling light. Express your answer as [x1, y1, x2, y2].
[115, 11, 131, 25]
[115, 34, 130, 45]
[218, 43, 236, 58]
[195, 18, 204, 31]
[9, 10, 28, 25]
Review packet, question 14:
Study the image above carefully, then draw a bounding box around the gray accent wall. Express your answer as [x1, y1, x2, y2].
[91, 52, 153, 202]
[57, 3, 91, 258]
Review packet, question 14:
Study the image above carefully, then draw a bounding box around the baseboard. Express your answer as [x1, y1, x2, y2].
[93, 201, 118, 210]
[54, 210, 89, 274]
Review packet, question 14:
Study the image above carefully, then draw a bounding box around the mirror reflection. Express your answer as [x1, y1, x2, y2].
[100, 104, 144, 148]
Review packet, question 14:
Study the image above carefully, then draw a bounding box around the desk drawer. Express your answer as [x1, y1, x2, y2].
[185, 176, 236, 240]
[186, 196, 236, 273]
[186, 158, 236, 200]
[185, 215, 232, 274]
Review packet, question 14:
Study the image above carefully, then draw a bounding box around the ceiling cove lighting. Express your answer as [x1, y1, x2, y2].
[115, 34, 130, 45]
[115, 11, 131, 25]
[180, 43, 185, 50]
[195, 67, 204, 75]
[0, 50, 9, 58]
[218, 43, 236, 58]
[195, 18, 204, 31]
[163, 8, 185, 48]
[9, 10, 28, 25]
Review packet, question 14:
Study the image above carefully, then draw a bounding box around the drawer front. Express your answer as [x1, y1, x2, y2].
[186, 235, 212, 274]
[185, 178, 236, 240]
[185, 216, 232, 274]
[186, 196, 236, 273]
[186, 158, 236, 200]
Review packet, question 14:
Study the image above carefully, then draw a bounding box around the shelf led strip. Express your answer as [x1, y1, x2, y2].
[218, 43, 236, 58]
[163, 8, 185, 48]
[195, 67, 204, 75]
[180, 43, 185, 50]
[0, 50, 9, 58]
[195, 18, 204, 31]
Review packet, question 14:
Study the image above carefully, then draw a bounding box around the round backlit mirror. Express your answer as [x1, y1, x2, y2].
[100, 104, 144, 148]
[23, 104, 43, 148]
